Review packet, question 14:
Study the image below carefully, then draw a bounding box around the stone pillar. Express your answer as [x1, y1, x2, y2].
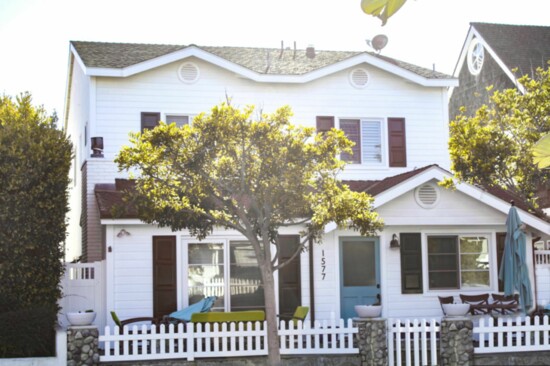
[67, 325, 100, 366]
[353, 318, 388, 366]
[439, 317, 474, 366]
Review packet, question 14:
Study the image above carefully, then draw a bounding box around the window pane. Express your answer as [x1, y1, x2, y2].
[428, 236, 458, 289]
[342, 241, 376, 286]
[340, 119, 361, 163]
[461, 271, 490, 287]
[230, 241, 264, 311]
[361, 120, 382, 163]
[189, 243, 224, 264]
[166, 115, 189, 127]
[188, 243, 224, 309]
[429, 271, 458, 289]
[461, 254, 489, 270]
[460, 237, 488, 253]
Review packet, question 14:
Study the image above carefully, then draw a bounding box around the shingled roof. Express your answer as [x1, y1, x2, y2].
[472, 22, 550, 76]
[71, 41, 452, 79]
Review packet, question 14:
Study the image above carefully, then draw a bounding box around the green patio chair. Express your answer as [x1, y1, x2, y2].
[278, 306, 309, 327]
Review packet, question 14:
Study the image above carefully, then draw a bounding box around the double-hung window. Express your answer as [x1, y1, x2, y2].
[427, 235, 489, 290]
[141, 112, 192, 132]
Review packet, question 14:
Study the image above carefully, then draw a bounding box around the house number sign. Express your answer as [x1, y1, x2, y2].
[321, 250, 326, 280]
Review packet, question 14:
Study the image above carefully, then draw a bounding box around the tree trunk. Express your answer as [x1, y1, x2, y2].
[260, 262, 281, 365]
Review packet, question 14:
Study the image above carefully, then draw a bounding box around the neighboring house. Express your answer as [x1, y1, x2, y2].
[64, 41, 550, 326]
[449, 22, 550, 121]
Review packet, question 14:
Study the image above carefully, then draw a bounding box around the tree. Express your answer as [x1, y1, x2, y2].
[448, 66, 550, 215]
[361, 0, 408, 25]
[0, 93, 72, 356]
[116, 102, 383, 364]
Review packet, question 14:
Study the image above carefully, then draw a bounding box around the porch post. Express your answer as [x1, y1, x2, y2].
[439, 317, 474, 366]
[353, 318, 388, 366]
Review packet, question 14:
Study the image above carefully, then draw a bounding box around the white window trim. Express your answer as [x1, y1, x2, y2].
[421, 230, 496, 296]
[181, 234, 278, 311]
[162, 112, 195, 127]
[337, 117, 387, 168]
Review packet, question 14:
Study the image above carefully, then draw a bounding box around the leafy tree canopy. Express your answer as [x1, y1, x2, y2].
[361, 0, 407, 25]
[448, 66, 550, 215]
[116, 102, 383, 364]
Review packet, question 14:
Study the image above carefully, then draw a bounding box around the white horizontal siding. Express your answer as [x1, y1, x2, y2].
[93, 58, 450, 181]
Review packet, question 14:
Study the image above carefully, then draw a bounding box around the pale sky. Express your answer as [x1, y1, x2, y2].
[1, 0, 549, 118]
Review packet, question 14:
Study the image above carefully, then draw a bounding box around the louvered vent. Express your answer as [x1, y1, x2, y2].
[415, 183, 439, 208]
[349, 68, 370, 88]
[178, 62, 199, 84]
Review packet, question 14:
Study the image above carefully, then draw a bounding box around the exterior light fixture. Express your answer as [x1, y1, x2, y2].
[390, 234, 400, 249]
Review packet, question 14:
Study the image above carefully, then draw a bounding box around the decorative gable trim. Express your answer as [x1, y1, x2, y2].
[450, 26, 526, 98]
[72, 44, 457, 87]
[373, 165, 550, 235]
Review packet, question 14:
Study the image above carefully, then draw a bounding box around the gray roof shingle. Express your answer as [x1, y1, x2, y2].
[472, 22, 550, 76]
[71, 41, 452, 79]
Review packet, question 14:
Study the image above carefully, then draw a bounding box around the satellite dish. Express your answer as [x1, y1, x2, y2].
[366, 34, 388, 53]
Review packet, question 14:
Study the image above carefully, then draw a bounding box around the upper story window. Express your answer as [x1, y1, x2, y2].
[427, 235, 489, 290]
[141, 112, 192, 133]
[316, 116, 406, 167]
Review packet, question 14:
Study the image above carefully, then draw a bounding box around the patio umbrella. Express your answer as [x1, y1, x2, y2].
[498, 203, 533, 314]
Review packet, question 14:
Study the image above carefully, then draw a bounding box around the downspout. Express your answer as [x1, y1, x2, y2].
[308, 237, 315, 323]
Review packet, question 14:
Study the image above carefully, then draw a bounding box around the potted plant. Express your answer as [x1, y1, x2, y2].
[67, 309, 96, 326]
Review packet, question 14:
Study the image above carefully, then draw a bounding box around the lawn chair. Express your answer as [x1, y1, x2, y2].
[491, 293, 519, 315]
[110, 311, 159, 331]
[164, 296, 217, 323]
[438, 296, 454, 315]
[278, 306, 309, 327]
[460, 293, 490, 315]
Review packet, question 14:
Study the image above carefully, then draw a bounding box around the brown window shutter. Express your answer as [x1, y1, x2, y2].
[141, 112, 161, 133]
[316, 116, 334, 133]
[400, 233, 423, 294]
[340, 119, 361, 164]
[388, 118, 407, 167]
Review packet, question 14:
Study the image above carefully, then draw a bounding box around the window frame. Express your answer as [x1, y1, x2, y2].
[162, 112, 194, 128]
[182, 236, 265, 312]
[423, 232, 492, 292]
[337, 117, 386, 167]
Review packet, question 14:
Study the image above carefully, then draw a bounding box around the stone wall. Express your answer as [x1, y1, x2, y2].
[67, 326, 99, 365]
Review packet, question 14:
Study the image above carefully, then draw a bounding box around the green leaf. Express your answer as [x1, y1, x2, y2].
[533, 134, 550, 169]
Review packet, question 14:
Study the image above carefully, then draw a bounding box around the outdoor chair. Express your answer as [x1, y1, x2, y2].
[438, 296, 454, 312]
[459, 293, 490, 315]
[110, 311, 159, 331]
[278, 306, 309, 327]
[491, 293, 519, 315]
[163, 296, 217, 324]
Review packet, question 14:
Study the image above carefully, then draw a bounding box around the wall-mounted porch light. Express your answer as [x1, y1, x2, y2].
[390, 234, 400, 249]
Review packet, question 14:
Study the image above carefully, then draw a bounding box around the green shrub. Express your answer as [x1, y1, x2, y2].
[0, 93, 72, 357]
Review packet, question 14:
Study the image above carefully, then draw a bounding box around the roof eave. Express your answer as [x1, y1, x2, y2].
[77, 46, 457, 87]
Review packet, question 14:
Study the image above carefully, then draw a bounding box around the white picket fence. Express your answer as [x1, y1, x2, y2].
[99, 319, 358, 362]
[388, 318, 440, 366]
[474, 315, 550, 353]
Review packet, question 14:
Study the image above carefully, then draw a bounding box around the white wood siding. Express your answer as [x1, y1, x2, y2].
[66, 60, 90, 261]
[93, 57, 450, 181]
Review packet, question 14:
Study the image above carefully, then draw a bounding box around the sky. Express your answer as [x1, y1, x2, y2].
[1, 0, 549, 119]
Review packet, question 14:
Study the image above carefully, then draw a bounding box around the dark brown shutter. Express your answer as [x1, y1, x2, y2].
[316, 116, 334, 133]
[388, 118, 407, 167]
[400, 233, 423, 294]
[278, 235, 301, 318]
[141, 112, 161, 133]
[340, 119, 361, 163]
[153, 236, 177, 319]
[496, 233, 506, 292]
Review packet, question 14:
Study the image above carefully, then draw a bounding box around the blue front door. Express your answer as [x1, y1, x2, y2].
[339, 237, 380, 320]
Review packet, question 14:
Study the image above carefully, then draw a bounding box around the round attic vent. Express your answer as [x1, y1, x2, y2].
[467, 38, 484, 75]
[349, 68, 370, 88]
[415, 183, 440, 208]
[178, 62, 200, 84]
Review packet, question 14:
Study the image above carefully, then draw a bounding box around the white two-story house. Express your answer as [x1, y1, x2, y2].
[64, 41, 550, 326]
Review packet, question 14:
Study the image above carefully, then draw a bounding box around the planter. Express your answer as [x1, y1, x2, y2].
[67, 311, 96, 326]
[442, 303, 470, 316]
[354, 305, 382, 318]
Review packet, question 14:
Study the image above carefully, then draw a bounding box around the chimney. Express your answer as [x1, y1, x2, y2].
[306, 45, 315, 59]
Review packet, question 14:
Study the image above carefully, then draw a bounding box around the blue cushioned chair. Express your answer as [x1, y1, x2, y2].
[167, 296, 217, 322]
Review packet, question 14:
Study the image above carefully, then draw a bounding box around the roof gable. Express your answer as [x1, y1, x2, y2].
[453, 23, 550, 94]
[70, 41, 456, 87]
